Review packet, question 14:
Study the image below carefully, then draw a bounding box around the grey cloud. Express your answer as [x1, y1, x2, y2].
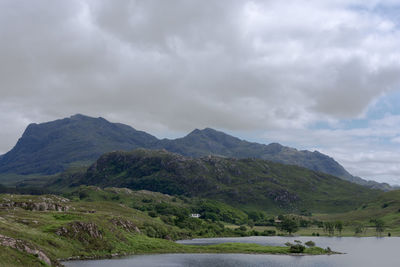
[1, 0, 400, 183]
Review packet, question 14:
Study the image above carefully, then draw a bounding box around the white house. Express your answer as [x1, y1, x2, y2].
[190, 213, 201, 218]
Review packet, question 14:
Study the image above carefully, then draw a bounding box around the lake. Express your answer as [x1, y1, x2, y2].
[63, 236, 400, 267]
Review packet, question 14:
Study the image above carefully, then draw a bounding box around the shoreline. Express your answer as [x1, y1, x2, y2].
[58, 238, 341, 263]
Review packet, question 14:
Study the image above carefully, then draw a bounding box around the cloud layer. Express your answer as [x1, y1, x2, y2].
[1, 0, 400, 183]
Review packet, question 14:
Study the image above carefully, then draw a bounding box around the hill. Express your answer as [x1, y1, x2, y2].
[49, 149, 379, 213]
[0, 114, 391, 190]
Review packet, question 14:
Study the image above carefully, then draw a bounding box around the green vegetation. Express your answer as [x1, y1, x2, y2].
[314, 189, 400, 236]
[277, 216, 299, 234]
[0, 189, 335, 266]
[47, 149, 379, 214]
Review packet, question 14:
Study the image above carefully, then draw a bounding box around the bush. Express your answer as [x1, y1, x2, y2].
[148, 211, 157, 217]
[79, 191, 89, 199]
[305, 240, 315, 247]
[285, 241, 305, 253]
[290, 244, 305, 253]
[238, 225, 247, 232]
[261, 230, 276, 236]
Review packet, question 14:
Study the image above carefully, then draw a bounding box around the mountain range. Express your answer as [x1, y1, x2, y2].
[0, 114, 392, 190]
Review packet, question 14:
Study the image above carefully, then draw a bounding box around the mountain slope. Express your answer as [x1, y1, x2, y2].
[54, 149, 379, 213]
[0, 114, 157, 174]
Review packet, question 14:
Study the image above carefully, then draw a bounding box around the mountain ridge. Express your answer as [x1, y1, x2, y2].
[0, 114, 392, 190]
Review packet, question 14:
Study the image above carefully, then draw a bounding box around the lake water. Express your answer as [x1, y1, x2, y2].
[63, 236, 400, 267]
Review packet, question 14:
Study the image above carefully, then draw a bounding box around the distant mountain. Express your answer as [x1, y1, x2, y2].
[0, 114, 157, 174]
[49, 149, 378, 213]
[155, 128, 392, 191]
[0, 114, 391, 190]
[156, 128, 353, 179]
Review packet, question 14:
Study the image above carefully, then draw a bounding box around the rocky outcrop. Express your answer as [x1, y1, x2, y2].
[0, 195, 70, 211]
[55, 221, 102, 243]
[0, 234, 53, 266]
[110, 217, 140, 233]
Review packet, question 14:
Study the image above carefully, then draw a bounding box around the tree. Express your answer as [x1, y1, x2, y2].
[371, 219, 385, 236]
[354, 224, 365, 235]
[335, 221, 343, 235]
[323, 222, 335, 236]
[278, 217, 299, 235]
[248, 220, 255, 228]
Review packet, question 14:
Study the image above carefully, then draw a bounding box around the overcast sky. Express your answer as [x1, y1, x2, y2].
[1, 0, 400, 184]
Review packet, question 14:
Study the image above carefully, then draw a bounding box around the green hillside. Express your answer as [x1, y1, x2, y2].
[316, 190, 400, 231]
[49, 149, 379, 214]
[0, 188, 331, 266]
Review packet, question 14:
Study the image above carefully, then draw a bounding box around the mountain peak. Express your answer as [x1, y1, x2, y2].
[69, 114, 108, 122]
[0, 114, 158, 175]
[70, 113, 88, 119]
[188, 127, 218, 135]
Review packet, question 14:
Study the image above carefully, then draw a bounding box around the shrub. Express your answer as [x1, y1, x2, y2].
[305, 240, 315, 247]
[148, 211, 157, 217]
[79, 191, 89, 200]
[285, 241, 305, 253]
[238, 225, 247, 232]
[289, 244, 305, 253]
[261, 230, 276, 236]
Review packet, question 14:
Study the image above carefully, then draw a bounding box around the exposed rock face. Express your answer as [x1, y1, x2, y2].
[0, 234, 53, 266]
[55, 221, 102, 242]
[0, 196, 70, 211]
[110, 217, 141, 233]
[267, 189, 300, 207]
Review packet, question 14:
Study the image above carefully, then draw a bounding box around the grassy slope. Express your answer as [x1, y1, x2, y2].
[0, 191, 330, 266]
[67, 149, 379, 214]
[312, 190, 400, 235]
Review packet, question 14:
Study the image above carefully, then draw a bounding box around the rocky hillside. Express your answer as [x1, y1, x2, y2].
[51, 149, 379, 213]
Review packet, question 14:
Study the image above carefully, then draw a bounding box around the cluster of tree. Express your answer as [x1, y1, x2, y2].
[194, 200, 248, 224]
[277, 216, 299, 234]
[370, 219, 385, 236]
[322, 221, 343, 236]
